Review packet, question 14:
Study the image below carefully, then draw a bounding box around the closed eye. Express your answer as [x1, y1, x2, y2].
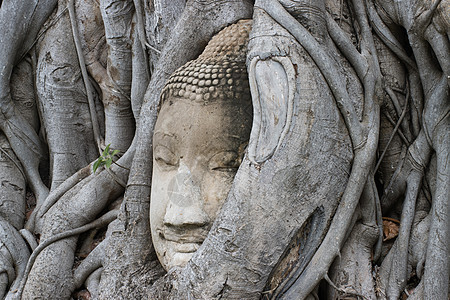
[209, 151, 241, 172]
[211, 166, 239, 172]
[154, 146, 178, 169]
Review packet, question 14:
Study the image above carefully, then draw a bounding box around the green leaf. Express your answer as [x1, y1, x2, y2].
[103, 144, 111, 156]
[105, 158, 112, 169]
[93, 159, 101, 173]
[95, 144, 119, 172]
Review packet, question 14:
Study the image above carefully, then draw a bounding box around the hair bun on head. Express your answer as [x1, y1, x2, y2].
[161, 19, 252, 106]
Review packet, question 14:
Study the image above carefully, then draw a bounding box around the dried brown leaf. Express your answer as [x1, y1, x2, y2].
[382, 218, 400, 241]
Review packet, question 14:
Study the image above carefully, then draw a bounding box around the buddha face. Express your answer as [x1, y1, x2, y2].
[150, 97, 251, 270]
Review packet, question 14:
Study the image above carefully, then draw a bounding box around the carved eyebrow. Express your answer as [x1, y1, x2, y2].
[153, 132, 178, 151]
[153, 132, 177, 140]
[201, 135, 246, 154]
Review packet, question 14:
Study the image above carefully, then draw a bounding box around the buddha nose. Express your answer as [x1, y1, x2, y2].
[163, 164, 210, 227]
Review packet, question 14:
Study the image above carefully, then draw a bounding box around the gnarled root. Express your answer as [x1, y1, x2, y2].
[20, 160, 129, 299]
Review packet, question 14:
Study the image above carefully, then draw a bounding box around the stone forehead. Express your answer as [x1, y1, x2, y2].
[161, 19, 252, 105]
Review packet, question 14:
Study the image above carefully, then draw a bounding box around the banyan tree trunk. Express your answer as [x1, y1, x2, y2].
[149, 1, 356, 298]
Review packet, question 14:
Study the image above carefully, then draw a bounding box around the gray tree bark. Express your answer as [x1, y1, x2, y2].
[0, 0, 447, 299]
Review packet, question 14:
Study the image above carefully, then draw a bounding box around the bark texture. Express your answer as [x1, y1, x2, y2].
[0, 0, 447, 299]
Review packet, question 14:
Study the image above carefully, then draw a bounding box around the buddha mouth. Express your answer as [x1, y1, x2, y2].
[157, 227, 207, 252]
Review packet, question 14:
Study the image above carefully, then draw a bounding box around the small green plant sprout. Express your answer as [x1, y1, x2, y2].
[93, 144, 120, 173]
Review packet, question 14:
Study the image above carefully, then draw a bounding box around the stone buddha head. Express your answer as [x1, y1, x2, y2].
[150, 20, 253, 271]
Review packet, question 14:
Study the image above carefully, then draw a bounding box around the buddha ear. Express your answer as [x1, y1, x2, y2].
[247, 56, 296, 164]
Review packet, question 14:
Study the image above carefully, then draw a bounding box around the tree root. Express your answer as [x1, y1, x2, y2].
[324, 273, 370, 300]
[0, 0, 446, 298]
[385, 170, 422, 298]
[374, 88, 410, 173]
[19, 229, 38, 251]
[15, 210, 118, 299]
[0, 218, 30, 298]
[68, 0, 103, 153]
[25, 163, 94, 233]
[0, 134, 26, 231]
[0, 272, 8, 300]
[255, 1, 380, 298]
[423, 114, 449, 299]
[372, 0, 449, 296]
[74, 236, 108, 289]
[98, 0, 135, 151]
[0, 0, 56, 210]
[20, 148, 131, 298]
[85, 267, 103, 298]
